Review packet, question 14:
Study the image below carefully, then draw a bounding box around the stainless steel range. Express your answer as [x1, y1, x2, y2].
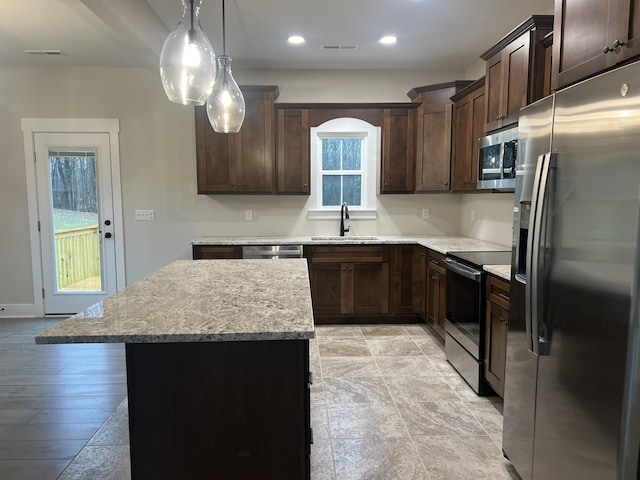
[444, 250, 511, 395]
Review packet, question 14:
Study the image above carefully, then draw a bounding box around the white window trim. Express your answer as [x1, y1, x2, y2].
[308, 118, 380, 220]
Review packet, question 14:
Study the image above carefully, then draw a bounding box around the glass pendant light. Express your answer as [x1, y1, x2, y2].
[206, 0, 245, 133]
[159, 0, 215, 106]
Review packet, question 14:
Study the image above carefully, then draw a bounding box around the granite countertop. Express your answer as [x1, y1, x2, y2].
[192, 235, 510, 255]
[484, 265, 511, 281]
[36, 259, 315, 345]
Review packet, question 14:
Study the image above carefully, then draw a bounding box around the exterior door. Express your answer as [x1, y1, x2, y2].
[34, 132, 118, 314]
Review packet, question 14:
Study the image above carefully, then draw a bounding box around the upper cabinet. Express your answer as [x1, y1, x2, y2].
[276, 108, 310, 195]
[196, 86, 278, 194]
[552, 0, 640, 90]
[450, 78, 486, 192]
[381, 107, 416, 193]
[481, 16, 554, 133]
[408, 81, 473, 192]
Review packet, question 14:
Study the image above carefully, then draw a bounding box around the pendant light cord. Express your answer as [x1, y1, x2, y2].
[188, 0, 196, 42]
[221, 0, 226, 55]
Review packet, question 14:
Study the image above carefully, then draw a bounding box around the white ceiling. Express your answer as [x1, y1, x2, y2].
[0, 0, 554, 71]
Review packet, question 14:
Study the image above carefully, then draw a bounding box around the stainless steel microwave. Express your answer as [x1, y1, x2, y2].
[477, 127, 518, 190]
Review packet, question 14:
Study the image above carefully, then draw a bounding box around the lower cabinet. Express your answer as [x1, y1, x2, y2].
[425, 250, 447, 339]
[306, 245, 389, 320]
[484, 275, 510, 398]
[192, 245, 243, 259]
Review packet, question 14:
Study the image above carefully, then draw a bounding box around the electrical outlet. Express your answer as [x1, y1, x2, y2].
[135, 209, 155, 221]
[422, 208, 430, 220]
[245, 209, 253, 221]
[470, 209, 476, 221]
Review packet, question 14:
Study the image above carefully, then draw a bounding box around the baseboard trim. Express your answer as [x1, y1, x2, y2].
[0, 304, 40, 318]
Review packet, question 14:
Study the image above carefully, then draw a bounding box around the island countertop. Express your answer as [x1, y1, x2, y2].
[36, 259, 315, 344]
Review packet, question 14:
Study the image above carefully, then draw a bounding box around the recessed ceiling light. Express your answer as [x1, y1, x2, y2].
[288, 36, 305, 45]
[379, 36, 397, 45]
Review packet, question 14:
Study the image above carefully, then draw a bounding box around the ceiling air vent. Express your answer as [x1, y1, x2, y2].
[23, 50, 66, 56]
[321, 44, 359, 51]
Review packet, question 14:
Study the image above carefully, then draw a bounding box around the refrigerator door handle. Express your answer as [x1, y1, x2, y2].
[526, 152, 555, 356]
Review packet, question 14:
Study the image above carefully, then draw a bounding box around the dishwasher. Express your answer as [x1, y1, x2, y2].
[241, 245, 304, 259]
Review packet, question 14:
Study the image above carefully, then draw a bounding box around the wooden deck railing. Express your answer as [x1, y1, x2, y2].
[55, 225, 101, 289]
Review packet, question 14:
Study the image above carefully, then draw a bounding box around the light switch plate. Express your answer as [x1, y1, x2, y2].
[422, 208, 430, 220]
[245, 209, 253, 221]
[135, 209, 155, 221]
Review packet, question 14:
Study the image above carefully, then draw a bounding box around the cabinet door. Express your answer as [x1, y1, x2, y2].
[309, 263, 344, 316]
[551, 0, 618, 90]
[235, 90, 275, 193]
[381, 108, 415, 193]
[196, 106, 237, 193]
[389, 245, 418, 314]
[616, 0, 640, 62]
[501, 33, 531, 129]
[415, 246, 427, 320]
[470, 87, 485, 186]
[415, 103, 453, 191]
[484, 51, 504, 133]
[276, 109, 310, 194]
[485, 300, 508, 397]
[435, 269, 447, 338]
[351, 262, 389, 315]
[451, 94, 472, 191]
[426, 265, 447, 339]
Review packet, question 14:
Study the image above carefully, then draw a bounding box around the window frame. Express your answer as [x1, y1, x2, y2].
[308, 118, 379, 220]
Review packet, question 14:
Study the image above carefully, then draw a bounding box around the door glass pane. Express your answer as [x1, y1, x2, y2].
[49, 150, 103, 292]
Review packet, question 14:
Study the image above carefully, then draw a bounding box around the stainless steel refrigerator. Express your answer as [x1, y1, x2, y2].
[503, 60, 640, 479]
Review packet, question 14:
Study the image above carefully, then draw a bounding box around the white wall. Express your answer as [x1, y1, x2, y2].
[4, 66, 514, 314]
[459, 193, 514, 247]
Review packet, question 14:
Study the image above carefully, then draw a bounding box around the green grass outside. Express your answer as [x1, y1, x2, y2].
[53, 209, 98, 230]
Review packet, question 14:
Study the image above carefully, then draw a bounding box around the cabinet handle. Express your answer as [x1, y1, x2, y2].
[499, 316, 504, 323]
[304, 184, 307, 188]
[384, 182, 389, 186]
[431, 275, 438, 280]
[444, 182, 449, 186]
[430, 259, 439, 265]
[422, 253, 426, 257]
[496, 116, 501, 121]
[614, 39, 627, 49]
[348, 268, 353, 272]
[603, 45, 614, 54]
[342, 267, 346, 271]
[498, 292, 510, 301]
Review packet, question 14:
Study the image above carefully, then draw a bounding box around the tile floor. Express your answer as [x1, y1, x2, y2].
[0, 319, 519, 479]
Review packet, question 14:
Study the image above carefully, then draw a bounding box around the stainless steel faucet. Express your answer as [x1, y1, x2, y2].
[340, 202, 350, 236]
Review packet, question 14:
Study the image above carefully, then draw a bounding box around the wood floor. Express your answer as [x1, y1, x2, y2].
[0, 318, 126, 480]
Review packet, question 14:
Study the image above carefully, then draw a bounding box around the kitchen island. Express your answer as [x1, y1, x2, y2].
[36, 259, 315, 480]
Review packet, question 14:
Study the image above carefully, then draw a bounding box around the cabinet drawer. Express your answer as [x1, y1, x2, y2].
[193, 245, 243, 260]
[426, 250, 446, 274]
[306, 245, 389, 263]
[487, 275, 510, 310]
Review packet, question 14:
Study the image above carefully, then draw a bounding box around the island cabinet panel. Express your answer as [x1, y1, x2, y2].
[425, 250, 447, 339]
[126, 339, 310, 480]
[192, 245, 243, 259]
[306, 245, 390, 322]
[451, 78, 485, 192]
[552, 0, 640, 90]
[481, 16, 553, 132]
[381, 108, 416, 193]
[276, 108, 310, 194]
[196, 86, 278, 194]
[484, 275, 510, 398]
[409, 81, 473, 192]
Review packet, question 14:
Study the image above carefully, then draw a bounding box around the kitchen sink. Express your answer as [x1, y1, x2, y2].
[310, 236, 379, 241]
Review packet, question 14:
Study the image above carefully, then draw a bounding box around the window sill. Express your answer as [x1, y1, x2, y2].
[308, 209, 377, 220]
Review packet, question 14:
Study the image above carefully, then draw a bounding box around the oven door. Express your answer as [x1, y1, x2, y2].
[444, 258, 483, 359]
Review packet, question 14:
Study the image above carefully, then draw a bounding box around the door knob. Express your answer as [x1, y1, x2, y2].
[613, 39, 626, 48]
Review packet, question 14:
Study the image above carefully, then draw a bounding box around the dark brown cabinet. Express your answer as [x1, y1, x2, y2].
[276, 108, 310, 194]
[425, 250, 447, 339]
[306, 245, 389, 320]
[389, 245, 422, 315]
[485, 275, 510, 398]
[192, 245, 243, 259]
[408, 82, 473, 192]
[381, 108, 416, 193]
[450, 78, 485, 192]
[481, 16, 553, 132]
[196, 86, 278, 194]
[552, 0, 640, 90]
